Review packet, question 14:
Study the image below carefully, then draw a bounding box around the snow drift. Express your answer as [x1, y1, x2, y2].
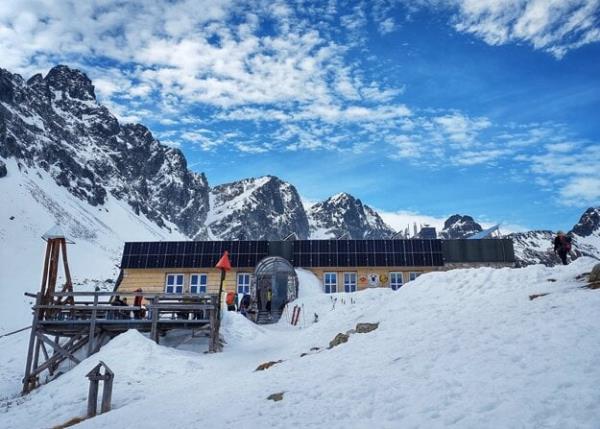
[1, 258, 599, 428]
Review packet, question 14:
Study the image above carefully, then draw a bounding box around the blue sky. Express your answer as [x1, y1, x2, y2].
[2, 1, 600, 231]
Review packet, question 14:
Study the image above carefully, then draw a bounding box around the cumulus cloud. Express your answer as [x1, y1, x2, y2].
[381, 0, 600, 58]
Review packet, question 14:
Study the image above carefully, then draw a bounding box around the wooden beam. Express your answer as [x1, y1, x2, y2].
[36, 333, 81, 365]
[87, 292, 99, 357]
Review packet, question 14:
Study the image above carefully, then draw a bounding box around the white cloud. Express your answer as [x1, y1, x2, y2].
[378, 210, 448, 232]
[444, 0, 600, 58]
[560, 177, 600, 204]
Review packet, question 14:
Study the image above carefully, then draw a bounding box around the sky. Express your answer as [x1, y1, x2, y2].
[1, 0, 599, 232]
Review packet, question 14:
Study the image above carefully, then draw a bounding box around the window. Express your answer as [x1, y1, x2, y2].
[324, 272, 337, 293]
[237, 273, 250, 294]
[190, 274, 207, 294]
[409, 272, 421, 282]
[389, 272, 403, 290]
[165, 274, 184, 293]
[344, 272, 357, 293]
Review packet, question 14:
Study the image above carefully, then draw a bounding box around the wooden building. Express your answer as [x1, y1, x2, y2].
[116, 238, 515, 320]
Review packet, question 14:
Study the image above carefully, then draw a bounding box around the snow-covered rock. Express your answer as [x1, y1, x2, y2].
[439, 214, 482, 239]
[307, 192, 394, 239]
[207, 175, 309, 240]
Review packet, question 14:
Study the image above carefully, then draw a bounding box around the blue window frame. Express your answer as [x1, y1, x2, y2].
[237, 273, 250, 294]
[165, 274, 184, 294]
[389, 272, 403, 290]
[190, 274, 207, 294]
[324, 272, 337, 293]
[409, 272, 421, 282]
[344, 272, 357, 292]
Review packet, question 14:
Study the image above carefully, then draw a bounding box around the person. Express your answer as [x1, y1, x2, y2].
[110, 295, 125, 319]
[239, 294, 251, 316]
[120, 297, 130, 319]
[133, 288, 145, 319]
[266, 286, 273, 316]
[553, 231, 572, 265]
[226, 291, 237, 311]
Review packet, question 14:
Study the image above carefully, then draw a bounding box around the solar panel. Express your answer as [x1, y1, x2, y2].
[120, 238, 445, 270]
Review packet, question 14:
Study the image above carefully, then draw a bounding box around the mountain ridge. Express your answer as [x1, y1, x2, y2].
[1, 64, 599, 267]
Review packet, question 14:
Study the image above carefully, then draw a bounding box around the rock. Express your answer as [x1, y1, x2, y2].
[0, 160, 6, 178]
[589, 263, 600, 283]
[328, 333, 349, 349]
[529, 293, 549, 301]
[267, 392, 284, 402]
[355, 322, 379, 333]
[571, 208, 600, 237]
[255, 360, 283, 371]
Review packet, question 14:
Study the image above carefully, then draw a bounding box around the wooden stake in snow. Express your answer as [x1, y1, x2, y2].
[86, 361, 114, 418]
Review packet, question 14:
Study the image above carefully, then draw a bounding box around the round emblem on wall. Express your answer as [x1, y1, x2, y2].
[367, 273, 379, 287]
[380, 274, 389, 284]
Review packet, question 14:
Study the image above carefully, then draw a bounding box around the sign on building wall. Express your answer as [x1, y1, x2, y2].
[367, 273, 380, 287]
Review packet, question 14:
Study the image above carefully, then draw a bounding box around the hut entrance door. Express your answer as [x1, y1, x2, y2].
[254, 257, 298, 322]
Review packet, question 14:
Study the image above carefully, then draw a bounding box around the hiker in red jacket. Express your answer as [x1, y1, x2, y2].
[133, 288, 145, 319]
[553, 231, 572, 265]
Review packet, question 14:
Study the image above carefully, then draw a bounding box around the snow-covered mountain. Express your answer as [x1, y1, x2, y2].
[307, 192, 394, 239]
[206, 176, 309, 240]
[0, 65, 210, 238]
[439, 214, 483, 239]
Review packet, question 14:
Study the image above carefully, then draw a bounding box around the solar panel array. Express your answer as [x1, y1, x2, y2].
[121, 239, 445, 269]
[121, 241, 269, 269]
[291, 239, 444, 267]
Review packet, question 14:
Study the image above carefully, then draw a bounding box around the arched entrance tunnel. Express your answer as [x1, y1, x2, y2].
[254, 256, 298, 323]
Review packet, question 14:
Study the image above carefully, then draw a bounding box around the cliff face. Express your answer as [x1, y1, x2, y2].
[0, 65, 210, 237]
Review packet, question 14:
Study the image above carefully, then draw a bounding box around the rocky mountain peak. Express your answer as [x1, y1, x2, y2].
[308, 192, 393, 239]
[440, 214, 483, 239]
[44, 65, 96, 101]
[571, 207, 600, 237]
[207, 175, 309, 240]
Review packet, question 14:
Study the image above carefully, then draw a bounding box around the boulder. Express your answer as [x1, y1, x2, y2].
[267, 392, 284, 402]
[255, 360, 283, 371]
[355, 322, 379, 333]
[328, 333, 349, 349]
[0, 160, 7, 178]
[589, 263, 600, 283]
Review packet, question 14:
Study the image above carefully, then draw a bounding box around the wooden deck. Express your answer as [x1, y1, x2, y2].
[22, 291, 220, 394]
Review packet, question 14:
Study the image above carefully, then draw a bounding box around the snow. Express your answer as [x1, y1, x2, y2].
[2, 257, 600, 428]
[0, 158, 186, 334]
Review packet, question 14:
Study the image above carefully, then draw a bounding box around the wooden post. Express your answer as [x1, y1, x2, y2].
[87, 377, 99, 418]
[150, 296, 159, 344]
[87, 292, 99, 357]
[101, 375, 113, 413]
[22, 292, 42, 394]
[86, 362, 114, 417]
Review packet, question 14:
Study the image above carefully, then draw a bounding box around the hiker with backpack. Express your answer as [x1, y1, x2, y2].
[553, 231, 572, 265]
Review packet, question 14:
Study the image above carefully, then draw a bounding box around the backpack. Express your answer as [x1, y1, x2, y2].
[562, 236, 572, 252]
[226, 291, 235, 306]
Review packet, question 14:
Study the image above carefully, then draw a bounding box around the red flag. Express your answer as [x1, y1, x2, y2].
[215, 250, 232, 271]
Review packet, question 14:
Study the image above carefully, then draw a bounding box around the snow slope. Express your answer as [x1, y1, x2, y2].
[0, 158, 186, 334]
[1, 258, 599, 428]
